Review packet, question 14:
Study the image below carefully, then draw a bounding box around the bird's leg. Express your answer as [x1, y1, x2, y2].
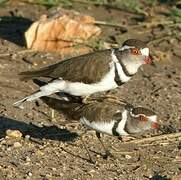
[79, 130, 95, 164]
[96, 132, 113, 159]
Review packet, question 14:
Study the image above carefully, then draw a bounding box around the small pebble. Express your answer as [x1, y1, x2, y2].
[51, 167, 56, 171]
[25, 135, 31, 140]
[11, 54, 17, 60]
[45, 173, 52, 179]
[88, 169, 97, 178]
[33, 62, 38, 66]
[13, 142, 22, 148]
[7, 147, 11, 151]
[28, 172, 32, 177]
[6, 129, 22, 138]
[1, 139, 7, 144]
[125, 154, 132, 159]
[96, 154, 101, 158]
[26, 157, 31, 162]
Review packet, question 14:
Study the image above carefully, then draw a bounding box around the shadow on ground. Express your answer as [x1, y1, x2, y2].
[0, 115, 78, 142]
[0, 16, 32, 46]
[150, 174, 170, 180]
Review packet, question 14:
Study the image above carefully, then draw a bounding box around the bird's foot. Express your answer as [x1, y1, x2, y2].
[102, 150, 114, 159]
[82, 96, 97, 104]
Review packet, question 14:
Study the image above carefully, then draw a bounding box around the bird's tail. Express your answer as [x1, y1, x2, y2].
[13, 79, 64, 109]
[32, 79, 82, 118]
[13, 89, 55, 109]
[41, 96, 79, 111]
[13, 96, 31, 109]
[40, 96, 81, 119]
[32, 79, 47, 87]
[19, 70, 45, 81]
[13, 79, 49, 109]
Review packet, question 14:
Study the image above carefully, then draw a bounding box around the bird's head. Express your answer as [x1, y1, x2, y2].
[115, 39, 153, 75]
[126, 106, 158, 134]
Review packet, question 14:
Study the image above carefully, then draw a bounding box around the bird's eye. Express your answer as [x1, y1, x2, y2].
[139, 115, 147, 122]
[131, 48, 139, 55]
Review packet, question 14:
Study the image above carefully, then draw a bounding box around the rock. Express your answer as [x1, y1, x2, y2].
[6, 129, 22, 138]
[13, 142, 22, 148]
[25, 8, 101, 57]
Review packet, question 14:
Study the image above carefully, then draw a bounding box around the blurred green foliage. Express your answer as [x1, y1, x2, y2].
[22, 0, 155, 14]
[171, 6, 181, 22]
[24, 0, 73, 7]
[0, 0, 8, 5]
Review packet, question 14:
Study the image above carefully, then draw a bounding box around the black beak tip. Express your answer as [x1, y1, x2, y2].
[149, 54, 156, 67]
[151, 61, 156, 67]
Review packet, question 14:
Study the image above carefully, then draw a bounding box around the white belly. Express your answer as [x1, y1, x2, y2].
[80, 110, 129, 136]
[63, 63, 117, 96]
[80, 117, 115, 135]
[64, 81, 117, 96]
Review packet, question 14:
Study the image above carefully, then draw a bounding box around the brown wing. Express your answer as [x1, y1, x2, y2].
[40, 96, 126, 123]
[74, 101, 125, 123]
[20, 49, 112, 84]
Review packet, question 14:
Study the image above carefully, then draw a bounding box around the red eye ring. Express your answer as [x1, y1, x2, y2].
[131, 48, 139, 55]
[140, 115, 147, 122]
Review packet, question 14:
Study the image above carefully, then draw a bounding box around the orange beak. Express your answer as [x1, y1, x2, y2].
[152, 122, 159, 129]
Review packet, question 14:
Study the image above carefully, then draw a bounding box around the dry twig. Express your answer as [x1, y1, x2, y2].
[95, 20, 128, 30]
[123, 132, 181, 144]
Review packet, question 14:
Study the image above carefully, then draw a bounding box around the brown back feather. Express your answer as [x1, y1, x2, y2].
[19, 49, 112, 83]
[123, 39, 147, 49]
[41, 96, 125, 123]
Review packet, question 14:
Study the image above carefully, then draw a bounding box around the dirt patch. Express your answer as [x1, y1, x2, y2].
[0, 1, 180, 179]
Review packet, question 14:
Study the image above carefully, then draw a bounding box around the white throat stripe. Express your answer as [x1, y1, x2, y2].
[116, 110, 129, 136]
[140, 48, 149, 56]
[111, 49, 118, 63]
[149, 115, 157, 122]
[111, 50, 131, 82]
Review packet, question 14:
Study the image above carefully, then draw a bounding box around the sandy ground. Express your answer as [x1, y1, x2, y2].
[0, 1, 180, 180]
